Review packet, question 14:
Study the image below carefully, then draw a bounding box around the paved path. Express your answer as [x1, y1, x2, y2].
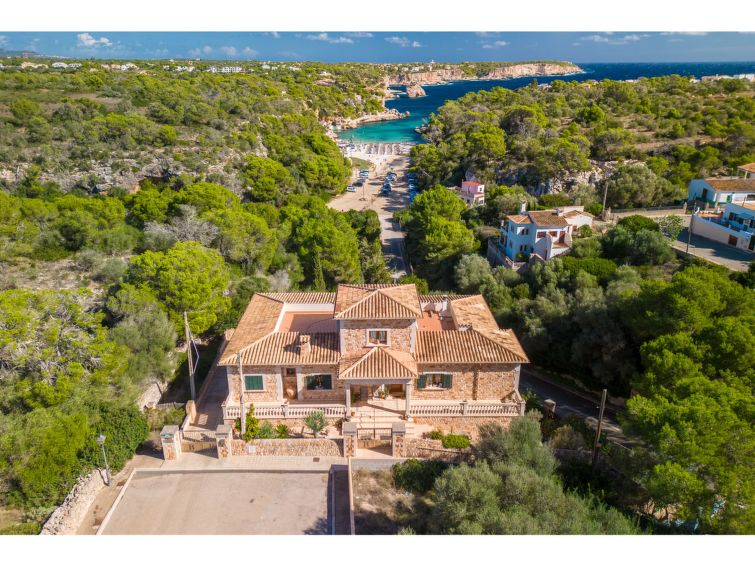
[185, 359, 228, 432]
[673, 228, 752, 271]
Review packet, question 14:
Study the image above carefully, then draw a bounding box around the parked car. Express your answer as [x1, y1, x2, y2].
[346, 185, 357, 192]
[354, 179, 364, 186]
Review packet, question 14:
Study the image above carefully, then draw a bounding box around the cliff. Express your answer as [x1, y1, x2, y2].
[331, 108, 409, 130]
[387, 62, 583, 87]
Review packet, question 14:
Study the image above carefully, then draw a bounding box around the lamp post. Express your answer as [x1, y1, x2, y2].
[96, 434, 111, 486]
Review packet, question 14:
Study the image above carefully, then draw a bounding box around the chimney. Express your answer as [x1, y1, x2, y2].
[519, 201, 527, 214]
[555, 207, 564, 217]
[298, 334, 311, 356]
[459, 323, 473, 332]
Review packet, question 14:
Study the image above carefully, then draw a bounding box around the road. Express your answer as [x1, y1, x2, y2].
[519, 367, 635, 448]
[328, 152, 412, 278]
[673, 228, 752, 272]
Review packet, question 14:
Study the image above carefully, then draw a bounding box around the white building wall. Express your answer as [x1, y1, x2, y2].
[691, 216, 755, 252]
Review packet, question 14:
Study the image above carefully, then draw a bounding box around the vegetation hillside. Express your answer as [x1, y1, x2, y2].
[411, 75, 755, 208]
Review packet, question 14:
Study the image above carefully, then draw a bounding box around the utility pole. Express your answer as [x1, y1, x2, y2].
[236, 352, 246, 437]
[601, 182, 609, 221]
[592, 389, 608, 468]
[183, 311, 196, 401]
[96, 434, 111, 486]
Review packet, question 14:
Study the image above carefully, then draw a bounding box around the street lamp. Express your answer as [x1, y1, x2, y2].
[96, 434, 111, 486]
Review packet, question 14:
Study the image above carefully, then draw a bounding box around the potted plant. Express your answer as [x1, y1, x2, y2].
[304, 410, 327, 438]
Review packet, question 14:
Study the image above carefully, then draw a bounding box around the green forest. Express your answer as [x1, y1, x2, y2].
[411, 75, 755, 209]
[0, 62, 753, 535]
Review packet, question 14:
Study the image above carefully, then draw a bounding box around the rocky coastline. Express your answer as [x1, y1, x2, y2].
[331, 108, 409, 131]
[387, 61, 584, 89]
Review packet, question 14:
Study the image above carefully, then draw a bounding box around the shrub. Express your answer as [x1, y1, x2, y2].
[274, 424, 290, 439]
[429, 429, 444, 441]
[441, 434, 471, 449]
[392, 458, 447, 494]
[235, 407, 260, 442]
[577, 225, 593, 238]
[255, 422, 276, 439]
[85, 402, 149, 472]
[617, 215, 659, 233]
[547, 425, 587, 450]
[304, 410, 326, 437]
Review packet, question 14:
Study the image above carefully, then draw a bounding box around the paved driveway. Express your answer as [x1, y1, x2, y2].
[100, 468, 348, 535]
[673, 228, 752, 272]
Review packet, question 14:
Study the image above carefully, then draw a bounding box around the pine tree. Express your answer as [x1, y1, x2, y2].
[312, 253, 326, 291]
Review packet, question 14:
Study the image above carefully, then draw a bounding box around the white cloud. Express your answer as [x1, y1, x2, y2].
[385, 36, 422, 48]
[344, 32, 373, 38]
[661, 31, 708, 36]
[220, 46, 238, 56]
[77, 32, 112, 48]
[242, 47, 258, 57]
[306, 33, 353, 44]
[577, 33, 648, 45]
[270, 32, 280, 39]
[189, 45, 213, 58]
[482, 40, 510, 49]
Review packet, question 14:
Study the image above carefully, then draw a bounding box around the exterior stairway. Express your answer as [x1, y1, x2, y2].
[350, 404, 417, 437]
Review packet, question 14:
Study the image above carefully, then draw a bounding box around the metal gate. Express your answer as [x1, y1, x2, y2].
[180, 430, 216, 453]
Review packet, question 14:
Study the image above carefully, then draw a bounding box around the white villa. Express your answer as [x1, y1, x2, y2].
[690, 202, 755, 253]
[487, 205, 594, 269]
[688, 173, 755, 208]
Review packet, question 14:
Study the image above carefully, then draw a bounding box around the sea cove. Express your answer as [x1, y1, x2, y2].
[345, 61, 755, 143]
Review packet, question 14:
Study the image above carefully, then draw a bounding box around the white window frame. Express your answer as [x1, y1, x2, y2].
[366, 328, 390, 346]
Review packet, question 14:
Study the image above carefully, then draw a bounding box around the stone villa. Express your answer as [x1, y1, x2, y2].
[217, 284, 528, 437]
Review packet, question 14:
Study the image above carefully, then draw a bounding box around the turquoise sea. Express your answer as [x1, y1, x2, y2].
[344, 62, 755, 144]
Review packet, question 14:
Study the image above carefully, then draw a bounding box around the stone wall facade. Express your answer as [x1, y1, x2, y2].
[404, 438, 472, 462]
[229, 364, 345, 403]
[412, 363, 518, 401]
[40, 471, 105, 535]
[341, 319, 414, 354]
[231, 438, 343, 457]
[412, 416, 515, 442]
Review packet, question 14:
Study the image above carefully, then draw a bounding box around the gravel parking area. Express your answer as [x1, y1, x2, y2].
[100, 469, 347, 535]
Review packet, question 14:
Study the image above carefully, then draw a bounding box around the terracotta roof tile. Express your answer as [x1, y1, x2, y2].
[229, 332, 339, 366]
[449, 295, 499, 332]
[564, 209, 594, 219]
[338, 347, 417, 380]
[258, 292, 335, 304]
[738, 163, 755, 174]
[220, 294, 283, 364]
[527, 210, 570, 227]
[334, 284, 422, 320]
[705, 178, 755, 193]
[416, 330, 529, 364]
[507, 214, 531, 224]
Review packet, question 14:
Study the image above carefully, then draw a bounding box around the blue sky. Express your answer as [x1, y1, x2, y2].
[0, 32, 753, 63]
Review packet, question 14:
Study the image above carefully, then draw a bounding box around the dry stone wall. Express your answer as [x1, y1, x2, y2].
[231, 438, 343, 457]
[40, 471, 105, 535]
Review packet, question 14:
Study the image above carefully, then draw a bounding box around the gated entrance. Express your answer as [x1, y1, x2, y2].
[180, 429, 216, 453]
[357, 427, 392, 449]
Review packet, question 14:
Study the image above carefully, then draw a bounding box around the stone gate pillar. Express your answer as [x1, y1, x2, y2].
[216, 424, 232, 459]
[391, 422, 406, 458]
[160, 425, 181, 461]
[343, 422, 357, 458]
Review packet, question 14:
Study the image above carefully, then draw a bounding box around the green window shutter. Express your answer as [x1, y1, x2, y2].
[245, 375, 263, 391]
[443, 374, 453, 389]
[417, 375, 427, 389]
[323, 375, 332, 390]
